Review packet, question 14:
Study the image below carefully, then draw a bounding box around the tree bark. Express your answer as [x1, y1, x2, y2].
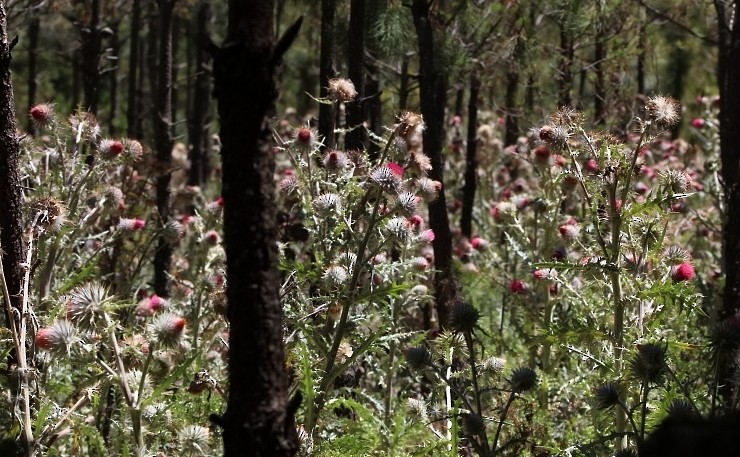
[318, 0, 336, 151]
[504, 70, 519, 146]
[153, 0, 175, 298]
[558, 24, 573, 107]
[715, 0, 740, 408]
[0, 0, 24, 342]
[411, 0, 457, 329]
[365, 0, 387, 160]
[127, 0, 142, 138]
[79, 0, 103, 114]
[186, 1, 211, 188]
[108, 23, 120, 136]
[593, 25, 606, 126]
[344, 0, 367, 152]
[26, 16, 39, 134]
[461, 73, 479, 239]
[212, 1, 301, 454]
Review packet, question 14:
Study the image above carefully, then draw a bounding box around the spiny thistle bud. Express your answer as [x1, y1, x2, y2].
[448, 301, 480, 333]
[99, 139, 124, 160]
[532, 145, 552, 166]
[491, 202, 517, 223]
[561, 174, 580, 193]
[470, 237, 488, 251]
[404, 346, 431, 370]
[670, 262, 695, 283]
[313, 193, 342, 216]
[322, 149, 350, 172]
[664, 246, 692, 265]
[558, 223, 581, 241]
[593, 381, 621, 410]
[509, 366, 538, 393]
[645, 95, 681, 128]
[665, 399, 698, 420]
[659, 169, 692, 194]
[406, 398, 428, 421]
[29, 103, 55, 129]
[279, 175, 298, 194]
[482, 356, 506, 373]
[396, 192, 421, 215]
[118, 217, 146, 232]
[206, 196, 224, 215]
[509, 279, 526, 294]
[538, 124, 571, 150]
[123, 138, 143, 159]
[629, 343, 667, 384]
[149, 313, 186, 348]
[204, 230, 221, 246]
[327, 78, 357, 102]
[417, 229, 435, 244]
[65, 282, 113, 331]
[463, 413, 486, 436]
[103, 186, 125, 209]
[28, 197, 67, 233]
[323, 265, 348, 287]
[411, 256, 429, 271]
[163, 219, 185, 245]
[416, 177, 442, 201]
[370, 163, 404, 195]
[334, 252, 357, 270]
[178, 425, 210, 456]
[35, 320, 78, 356]
[386, 217, 411, 239]
[293, 126, 319, 150]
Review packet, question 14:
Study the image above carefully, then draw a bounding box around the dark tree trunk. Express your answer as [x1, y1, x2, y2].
[153, 0, 176, 298]
[716, 0, 740, 409]
[504, 70, 519, 146]
[399, 53, 409, 111]
[365, 0, 387, 159]
[637, 24, 646, 95]
[26, 16, 39, 134]
[344, 0, 367, 152]
[558, 25, 573, 107]
[0, 1, 24, 343]
[108, 23, 120, 136]
[411, 0, 457, 329]
[146, 9, 159, 140]
[187, 1, 211, 188]
[460, 73, 479, 239]
[80, 0, 102, 114]
[593, 26, 606, 126]
[212, 1, 301, 454]
[170, 13, 180, 138]
[127, 0, 142, 138]
[318, 0, 336, 151]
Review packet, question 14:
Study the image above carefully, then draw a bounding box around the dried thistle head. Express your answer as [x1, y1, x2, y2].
[549, 106, 583, 126]
[327, 78, 357, 103]
[28, 197, 67, 233]
[645, 95, 681, 128]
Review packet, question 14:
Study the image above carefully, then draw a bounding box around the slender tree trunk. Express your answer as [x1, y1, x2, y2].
[344, 0, 367, 152]
[365, 0, 386, 159]
[0, 6, 28, 455]
[212, 1, 301, 454]
[146, 9, 159, 141]
[461, 73, 479, 239]
[108, 23, 120, 136]
[80, 0, 102, 114]
[558, 25, 573, 107]
[318, 0, 336, 151]
[187, 1, 211, 188]
[170, 13, 179, 139]
[637, 24, 646, 95]
[399, 54, 409, 111]
[504, 71, 519, 146]
[412, 0, 457, 328]
[26, 16, 39, 134]
[127, 0, 142, 138]
[153, 0, 176, 298]
[716, 0, 740, 409]
[593, 26, 607, 126]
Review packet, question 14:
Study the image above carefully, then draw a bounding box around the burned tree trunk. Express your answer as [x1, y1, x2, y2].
[212, 0, 302, 454]
[344, 0, 367, 152]
[26, 16, 39, 134]
[153, 0, 176, 298]
[411, 0, 457, 328]
[79, 0, 102, 114]
[460, 73, 479, 239]
[318, 0, 336, 150]
[127, 0, 142, 138]
[187, 1, 211, 188]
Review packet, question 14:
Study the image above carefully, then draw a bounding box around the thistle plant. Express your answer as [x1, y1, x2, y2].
[0, 105, 226, 456]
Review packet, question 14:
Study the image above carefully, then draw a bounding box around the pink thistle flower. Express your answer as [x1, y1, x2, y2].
[204, 230, 221, 246]
[690, 118, 705, 129]
[118, 217, 146, 231]
[509, 279, 526, 294]
[411, 257, 429, 271]
[206, 197, 224, 214]
[150, 313, 187, 347]
[29, 103, 54, 129]
[670, 262, 695, 282]
[470, 237, 488, 251]
[35, 320, 77, 356]
[387, 161, 404, 177]
[584, 159, 599, 173]
[99, 139, 124, 159]
[418, 229, 435, 244]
